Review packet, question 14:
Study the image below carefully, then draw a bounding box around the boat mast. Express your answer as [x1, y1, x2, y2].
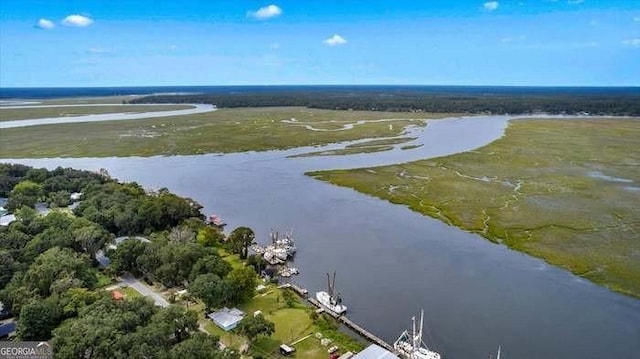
[411, 315, 417, 359]
[418, 310, 424, 346]
[497, 345, 501, 359]
[332, 271, 337, 298]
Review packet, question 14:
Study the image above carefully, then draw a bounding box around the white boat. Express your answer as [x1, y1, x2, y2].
[315, 271, 347, 315]
[393, 310, 441, 359]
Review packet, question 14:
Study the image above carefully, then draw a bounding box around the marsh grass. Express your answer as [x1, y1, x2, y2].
[308, 118, 640, 298]
[0, 107, 450, 158]
[0, 105, 190, 121]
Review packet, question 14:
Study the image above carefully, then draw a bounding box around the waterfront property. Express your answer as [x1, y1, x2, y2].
[207, 307, 245, 331]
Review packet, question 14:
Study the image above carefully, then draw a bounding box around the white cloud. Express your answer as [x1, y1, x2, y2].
[247, 5, 282, 20]
[269, 42, 280, 50]
[62, 14, 93, 27]
[622, 38, 640, 48]
[634, 16, 640, 22]
[324, 34, 347, 46]
[483, 1, 499, 11]
[35, 18, 55, 30]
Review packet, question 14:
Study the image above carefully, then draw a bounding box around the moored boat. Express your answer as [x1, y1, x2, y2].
[315, 271, 347, 315]
[393, 310, 440, 359]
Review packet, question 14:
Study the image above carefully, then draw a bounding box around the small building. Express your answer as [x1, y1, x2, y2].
[70, 192, 83, 201]
[207, 307, 244, 331]
[352, 344, 400, 359]
[111, 290, 124, 301]
[0, 214, 16, 227]
[279, 344, 296, 356]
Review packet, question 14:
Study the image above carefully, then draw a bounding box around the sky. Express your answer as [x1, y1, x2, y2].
[1, 0, 639, 87]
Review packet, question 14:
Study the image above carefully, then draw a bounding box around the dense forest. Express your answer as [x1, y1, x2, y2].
[129, 87, 640, 116]
[0, 164, 270, 358]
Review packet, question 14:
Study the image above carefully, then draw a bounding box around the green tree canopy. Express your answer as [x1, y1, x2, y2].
[7, 180, 43, 211]
[235, 314, 275, 343]
[18, 297, 62, 340]
[228, 227, 255, 259]
[189, 254, 232, 283]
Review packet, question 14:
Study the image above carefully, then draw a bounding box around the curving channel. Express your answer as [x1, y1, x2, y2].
[2, 108, 639, 359]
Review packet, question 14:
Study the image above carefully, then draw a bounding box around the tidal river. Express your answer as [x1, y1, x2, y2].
[5, 115, 640, 359]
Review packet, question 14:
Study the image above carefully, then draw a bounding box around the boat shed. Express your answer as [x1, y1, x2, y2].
[207, 307, 245, 331]
[352, 344, 400, 359]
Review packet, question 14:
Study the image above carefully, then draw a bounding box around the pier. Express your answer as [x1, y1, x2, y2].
[281, 282, 397, 354]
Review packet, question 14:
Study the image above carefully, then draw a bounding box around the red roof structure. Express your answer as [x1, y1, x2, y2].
[111, 290, 124, 301]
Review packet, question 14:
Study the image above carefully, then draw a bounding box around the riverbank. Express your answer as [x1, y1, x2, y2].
[308, 118, 640, 298]
[0, 104, 191, 121]
[5, 115, 640, 358]
[0, 106, 454, 157]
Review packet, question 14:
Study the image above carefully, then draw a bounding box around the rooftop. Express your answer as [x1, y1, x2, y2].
[352, 344, 400, 359]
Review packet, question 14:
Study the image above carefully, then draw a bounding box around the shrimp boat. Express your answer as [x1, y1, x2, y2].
[393, 310, 441, 359]
[315, 271, 347, 315]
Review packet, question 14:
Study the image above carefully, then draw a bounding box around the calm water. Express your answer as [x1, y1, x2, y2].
[5, 115, 640, 359]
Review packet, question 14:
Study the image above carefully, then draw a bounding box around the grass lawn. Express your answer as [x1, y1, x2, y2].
[119, 286, 143, 299]
[0, 105, 191, 121]
[0, 107, 455, 158]
[309, 118, 640, 298]
[194, 274, 365, 358]
[95, 272, 115, 288]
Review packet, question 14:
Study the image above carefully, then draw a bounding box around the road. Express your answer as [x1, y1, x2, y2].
[120, 275, 170, 307]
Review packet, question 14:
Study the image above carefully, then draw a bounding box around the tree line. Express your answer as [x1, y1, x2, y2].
[128, 87, 640, 116]
[0, 163, 273, 358]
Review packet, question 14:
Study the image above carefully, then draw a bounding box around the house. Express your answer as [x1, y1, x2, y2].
[352, 344, 400, 359]
[0, 214, 16, 227]
[207, 307, 245, 331]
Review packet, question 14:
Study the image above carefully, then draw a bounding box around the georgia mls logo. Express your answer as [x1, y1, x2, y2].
[0, 341, 53, 358]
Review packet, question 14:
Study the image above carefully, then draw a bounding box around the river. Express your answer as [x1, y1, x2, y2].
[3, 114, 640, 359]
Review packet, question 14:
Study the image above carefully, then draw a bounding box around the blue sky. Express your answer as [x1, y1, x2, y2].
[1, 0, 639, 87]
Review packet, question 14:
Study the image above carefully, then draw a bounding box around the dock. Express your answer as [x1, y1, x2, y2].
[338, 316, 396, 353]
[281, 282, 396, 354]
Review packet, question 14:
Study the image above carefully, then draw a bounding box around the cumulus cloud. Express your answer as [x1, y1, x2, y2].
[35, 18, 55, 30]
[324, 34, 347, 46]
[483, 1, 499, 11]
[622, 38, 640, 48]
[62, 14, 93, 27]
[247, 5, 282, 20]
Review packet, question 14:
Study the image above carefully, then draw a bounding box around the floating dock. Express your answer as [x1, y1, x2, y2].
[281, 282, 396, 354]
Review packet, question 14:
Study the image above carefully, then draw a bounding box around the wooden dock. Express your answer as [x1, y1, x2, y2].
[282, 282, 396, 354]
[338, 316, 396, 353]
